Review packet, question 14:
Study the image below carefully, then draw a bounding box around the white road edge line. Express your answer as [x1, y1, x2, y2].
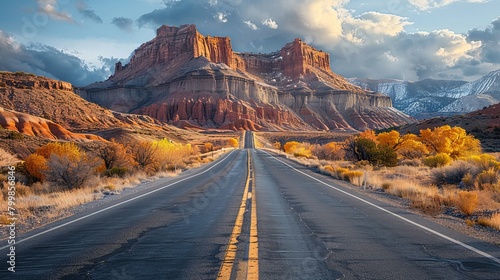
[0, 150, 238, 251]
[260, 150, 500, 265]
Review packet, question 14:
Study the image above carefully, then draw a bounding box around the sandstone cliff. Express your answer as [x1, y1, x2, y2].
[1, 72, 73, 91]
[83, 24, 414, 131]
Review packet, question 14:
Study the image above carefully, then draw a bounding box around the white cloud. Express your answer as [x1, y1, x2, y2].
[433, 29, 480, 65]
[383, 51, 399, 62]
[215, 12, 229, 23]
[332, 28, 483, 80]
[243, 20, 259, 30]
[408, 0, 488, 11]
[37, 0, 75, 23]
[262, 19, 278, 29]
[0, 30, 22, 52]
[344, 12, 412, 43]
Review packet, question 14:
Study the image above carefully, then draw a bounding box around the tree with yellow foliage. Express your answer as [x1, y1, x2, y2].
[377, 130, 402, 149]
[358, 130, 378, 142]
[26, 142, 82, 182]
[227, 138, 239, 148]
[204, 142, 214, 153]
[129, 140, 158, 171]
[25, 142, 100, 189]
[25, 154, 48, 181]
[397, 133, 429, 159]
[419, 125, 481, 158]
[97, 140, 136, 177]
[283, 141, 300, 154]
[283, 141, 312, 158]
[152, 139, 195, 171]
[349, 131, 398, 167]
[377, 132, 429, 160]
[314, 142, 345, 160]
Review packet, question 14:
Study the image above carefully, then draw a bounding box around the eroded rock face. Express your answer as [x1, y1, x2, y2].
[279, 38, 330, 79]
[1, 73, 73, 91]
[83, 24, 414, 131]
[0, 107, 103, 141]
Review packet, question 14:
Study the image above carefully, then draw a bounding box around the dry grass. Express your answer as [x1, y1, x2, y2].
[477, 213, 500, 230]
[0, 214, 10, 225]
[343, 170, 364, 186]
[465, 218, 476, 227]
[455, 191, 479, 216]
[410, 194, 443, 216]
[279, 151, 322, 168]
[440, 187, 458, 207]
[0, 147, 18, 166]
[13, 187, 101, 214]
[382, 179, 438, 199]
[475, 189, 500, 211]
[476, 168, 499, 189]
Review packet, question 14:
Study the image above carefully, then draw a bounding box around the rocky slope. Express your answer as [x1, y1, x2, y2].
[0, 72, 197, 142]
[349, 70, 500, 119]
[82, 24, 413, 131]
[0, 107, 102, 141]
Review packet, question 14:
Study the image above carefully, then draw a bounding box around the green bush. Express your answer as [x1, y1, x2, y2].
[352, 139, 397, 167]
[423, 153, 452, 168]
[353, 138, 377, 161]
[372, 145, 398, 167]
[104, 167, 128, 178]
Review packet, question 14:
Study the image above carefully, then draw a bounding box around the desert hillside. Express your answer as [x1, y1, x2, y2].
[0, 71, 233, 157]
[398, 103, 500, 152]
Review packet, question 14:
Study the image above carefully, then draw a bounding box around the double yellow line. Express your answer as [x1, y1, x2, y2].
[217, 150, 259, 280]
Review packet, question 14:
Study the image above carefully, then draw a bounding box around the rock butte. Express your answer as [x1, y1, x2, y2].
[81, 24, 414, 131]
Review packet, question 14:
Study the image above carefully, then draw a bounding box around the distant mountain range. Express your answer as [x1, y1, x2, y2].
[349, 70, 500, 119]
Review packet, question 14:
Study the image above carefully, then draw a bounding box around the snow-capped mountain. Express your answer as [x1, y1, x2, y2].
[435, 70, 500, 98]
[349, 69, 500, 119]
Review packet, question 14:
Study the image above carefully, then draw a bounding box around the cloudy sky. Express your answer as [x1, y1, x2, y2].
[0, 0, 499, 86]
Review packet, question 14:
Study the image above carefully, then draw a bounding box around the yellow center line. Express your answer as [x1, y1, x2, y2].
[217, 150, 258, 280]
[247, 150, 259, 280]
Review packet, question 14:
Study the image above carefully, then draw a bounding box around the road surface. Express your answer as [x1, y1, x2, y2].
[1, 131, 499, 279]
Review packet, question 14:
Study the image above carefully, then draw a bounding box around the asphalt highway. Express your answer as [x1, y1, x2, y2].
[1, 131, 499, 279]
[0, 149, 249, 279]
[252, 149, 500, 279]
